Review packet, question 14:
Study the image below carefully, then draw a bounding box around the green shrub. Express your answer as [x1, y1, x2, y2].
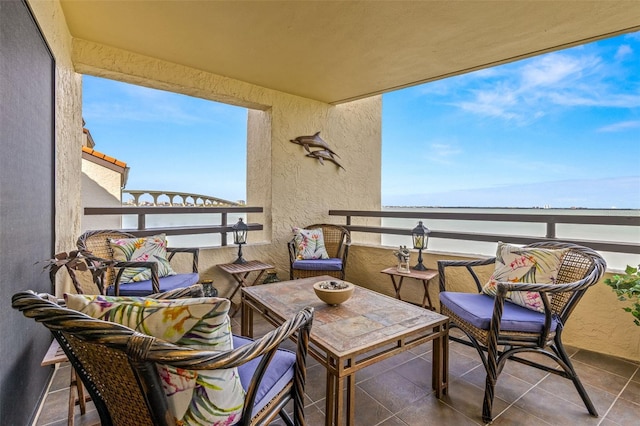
[604, 264, 640, 326]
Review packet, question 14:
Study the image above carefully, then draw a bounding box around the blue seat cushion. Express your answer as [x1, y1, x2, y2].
[292, 258, 342, 271]
[106, 272, 199, 296]
[233, 335, 296, 416]
[439, 292, 558, 333]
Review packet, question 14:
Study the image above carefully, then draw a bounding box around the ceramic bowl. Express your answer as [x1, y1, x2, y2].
[313, 280, 355, 305]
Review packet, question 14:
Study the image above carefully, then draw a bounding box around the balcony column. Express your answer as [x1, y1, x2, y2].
[247, 95, 383, 274]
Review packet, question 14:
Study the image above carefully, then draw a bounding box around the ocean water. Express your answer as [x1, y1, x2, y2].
[380, 207, 639, 271]
[123, 208, 639, 270]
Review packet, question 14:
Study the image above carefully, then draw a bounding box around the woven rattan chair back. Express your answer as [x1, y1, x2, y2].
[438, 241, 606, 423]
[77, 230, 200, 295]
[315, 224, 349, 258]
[77, 230, 137, 292]
[288, 223, 351, 280]
[13, 290, 313, 426]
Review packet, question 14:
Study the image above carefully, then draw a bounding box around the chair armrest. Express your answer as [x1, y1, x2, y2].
[496, 280, 595, 295]
[438, 257, 496, 292]
[167, 247, 199, 273]
[287, 240, 297, 279]
[112, 261, 160, 295]
[341, 241, 350, 269]
[149, 284, 204, 299]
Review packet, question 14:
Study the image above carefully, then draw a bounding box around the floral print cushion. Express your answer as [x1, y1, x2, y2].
[65, 294, 245, 425]
[292, 227, 330, 260]
[481, 242, 569, 312]
[108, 234, 176, 283]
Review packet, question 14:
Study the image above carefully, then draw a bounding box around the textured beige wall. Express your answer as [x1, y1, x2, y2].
[28, 0, 84, 295]
[81, 160, 122, 231]
[249, 96, 382, 276]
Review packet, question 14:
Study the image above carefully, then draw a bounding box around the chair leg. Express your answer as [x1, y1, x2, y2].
[279, 409, 295, 426]
[482, 367, 497, 423]
[553, 338, 598, 417]
[482, 333, 501, 423]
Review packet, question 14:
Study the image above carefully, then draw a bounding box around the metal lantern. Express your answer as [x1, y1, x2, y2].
[232, 218, 248, 264]
[411, 221, 430, 271]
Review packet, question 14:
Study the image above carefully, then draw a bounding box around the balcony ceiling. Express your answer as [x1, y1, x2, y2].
[59, 1, 640, 104]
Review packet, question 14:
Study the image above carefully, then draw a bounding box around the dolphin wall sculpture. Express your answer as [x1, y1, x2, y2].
[290, 131, 345, 170]
[290, 131, 340, 158]
[306, 149, 345, 170]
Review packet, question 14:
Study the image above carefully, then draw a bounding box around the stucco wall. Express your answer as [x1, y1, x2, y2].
[81, 160, 123, 230]
[28, 0, 83, 296]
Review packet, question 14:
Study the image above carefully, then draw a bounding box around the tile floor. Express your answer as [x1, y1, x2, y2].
[35, 316, 640, 426]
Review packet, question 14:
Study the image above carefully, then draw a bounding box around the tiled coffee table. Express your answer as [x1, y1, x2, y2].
[241, 275, 449, 426]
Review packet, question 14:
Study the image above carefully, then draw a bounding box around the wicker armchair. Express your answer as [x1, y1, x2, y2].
[288, 224, 351, 280]
[13, 290, 314, 426]
[77, 230, 200, 296]
[438, 241, 606, 423]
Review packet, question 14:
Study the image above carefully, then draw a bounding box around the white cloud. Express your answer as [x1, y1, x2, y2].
[615, 44, 633, 60]
[597, 120, 640, 132]
[520, 53, 599, 89]
[427, 142, 462, 164]
[440, 39, 639, 123]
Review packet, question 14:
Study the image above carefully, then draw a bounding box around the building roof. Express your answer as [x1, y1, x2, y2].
[81, 146, 127, 171]
[60, 1, 640, 104]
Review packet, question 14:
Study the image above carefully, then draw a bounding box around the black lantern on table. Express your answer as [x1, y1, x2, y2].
[232, 218, 248, 264]
[411, 221, 430, 271]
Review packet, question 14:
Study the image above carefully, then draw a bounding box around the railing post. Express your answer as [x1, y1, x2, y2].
[221, 212, 227, 246]
[137, 214, 146, 231]
[546, 222, 556, 239]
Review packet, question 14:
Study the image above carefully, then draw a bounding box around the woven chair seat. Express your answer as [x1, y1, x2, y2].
[440, 292, 559, 334]
[105, 272, 199, 296]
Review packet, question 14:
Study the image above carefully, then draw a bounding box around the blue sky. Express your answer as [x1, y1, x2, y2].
[83, 31, 640, 209]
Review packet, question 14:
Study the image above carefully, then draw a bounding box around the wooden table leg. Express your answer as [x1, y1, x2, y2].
[227, 273, 249, 317]
[75, 370, 87, 414]
[67, 368, 75, 426]
[335, 375, 345, 426]
[390, 275, 405, 300]
[421, 279, 434, 310]
[250, 269, 267, 286]
[326, 371, 337, 426]
[229, 270, 268, 317]
[432, 323, 449, 398]
[241, 297, 254, 338]
[346, 374, 356, 426]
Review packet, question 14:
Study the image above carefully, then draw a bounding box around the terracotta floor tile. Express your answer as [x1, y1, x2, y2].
[36, 330, 640, 426]
[604, 397, 640, 426]
[572, 349, 639, 378]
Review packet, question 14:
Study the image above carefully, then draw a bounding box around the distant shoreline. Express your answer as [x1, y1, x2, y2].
[382, 206, 640, 211]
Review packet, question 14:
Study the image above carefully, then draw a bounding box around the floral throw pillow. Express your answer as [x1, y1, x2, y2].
[292, 227, 330, 260]
[481, 242, 569, 312]
[108, 234, 176, 283]
[65, 294, 245, 425]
